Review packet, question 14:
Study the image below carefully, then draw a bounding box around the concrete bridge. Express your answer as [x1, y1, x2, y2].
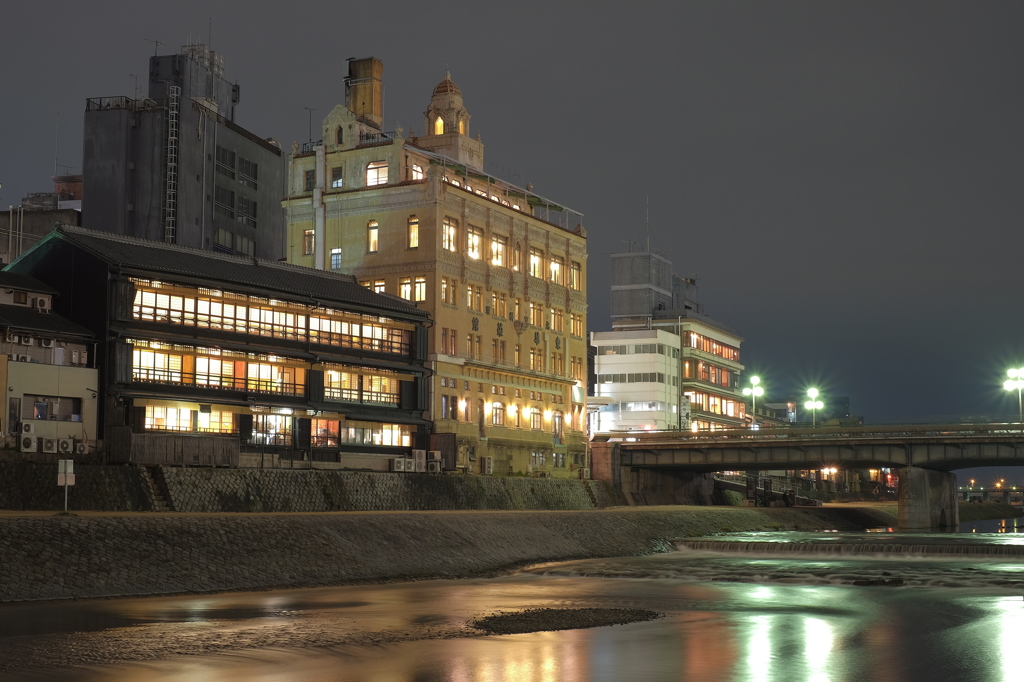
[590, 423, 1024, 531]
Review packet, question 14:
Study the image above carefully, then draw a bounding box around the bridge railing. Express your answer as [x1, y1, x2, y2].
[593, 422, 1024, 445]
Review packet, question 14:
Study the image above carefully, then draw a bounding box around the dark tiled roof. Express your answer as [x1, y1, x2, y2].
[53, 226, 427, 320]
[0, 304, 92, 338]
[0, 272, 58, 295]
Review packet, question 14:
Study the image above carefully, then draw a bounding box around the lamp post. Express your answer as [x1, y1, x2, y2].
[742, 375, 764, 427]
[1004, 368, 1024, 424]
[805, 388, 824, 427]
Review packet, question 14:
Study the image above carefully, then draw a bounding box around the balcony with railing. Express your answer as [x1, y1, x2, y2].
[131, 369, 304, 398]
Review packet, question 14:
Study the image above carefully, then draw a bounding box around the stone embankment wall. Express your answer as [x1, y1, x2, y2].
[0, 462, 625, 513]
[0, 505, 896, 603]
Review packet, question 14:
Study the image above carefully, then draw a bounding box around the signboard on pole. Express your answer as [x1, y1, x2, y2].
[58, 459, 75, 512]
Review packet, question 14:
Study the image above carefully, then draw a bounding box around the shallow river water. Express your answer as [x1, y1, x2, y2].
[3, 520, 1024, 681]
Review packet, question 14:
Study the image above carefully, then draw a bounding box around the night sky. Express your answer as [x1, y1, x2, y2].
[3, 1, 1023, 441]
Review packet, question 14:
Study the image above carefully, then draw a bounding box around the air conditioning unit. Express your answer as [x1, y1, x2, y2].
[482, 456, 494, 475]
[21, 422, 34, 435]
[412, 449, 427, 473]
[4, 330, 16, 343]
[20, 436, 38, 453]
[15, 355, 29, 362]
[391, 458, 407, 472]
[18, 336, 31, 346]
[427, 450, 442, 461]
[426, 460, 443, 474]
[58, 438, 73, 454]
[580, 468, 591, 479]
[42, 438, 58, 454]
[74, 441, 88, 455]
[35, 298, 50, 313]
[39, 338, 54, 348]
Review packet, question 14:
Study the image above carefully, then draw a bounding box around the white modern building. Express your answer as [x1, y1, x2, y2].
[591, 329, 689, 432]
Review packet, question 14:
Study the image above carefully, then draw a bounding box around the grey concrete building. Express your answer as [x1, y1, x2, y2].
[82, 43, 286, 261]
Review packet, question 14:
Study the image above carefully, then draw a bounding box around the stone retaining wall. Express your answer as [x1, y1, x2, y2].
[0, 505, 894, 602]
[0, 461, 626, 513]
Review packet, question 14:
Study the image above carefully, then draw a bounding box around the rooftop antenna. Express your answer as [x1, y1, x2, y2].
[304, 107, 317, 144]
[645, 195, 651, 252]
[145, 38, 164, 56]
[130, 74, 139, 99]
[53, 110, 59, 177]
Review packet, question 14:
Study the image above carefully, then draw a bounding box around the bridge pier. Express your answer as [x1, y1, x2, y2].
[897, 466, 959, 531]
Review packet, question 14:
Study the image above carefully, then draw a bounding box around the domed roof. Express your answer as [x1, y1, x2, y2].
[432, 71, 462, 97]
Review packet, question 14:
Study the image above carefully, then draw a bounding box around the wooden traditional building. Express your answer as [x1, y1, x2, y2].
[8, 225, 431, 469]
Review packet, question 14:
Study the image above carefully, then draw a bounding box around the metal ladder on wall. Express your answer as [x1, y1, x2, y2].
[163, 85, 180, 244]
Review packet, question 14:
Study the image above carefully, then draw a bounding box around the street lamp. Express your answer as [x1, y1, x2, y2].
[1004, 368, 1024, 424]
[742, 376, 764, 426]
[805, 388, 824, 427]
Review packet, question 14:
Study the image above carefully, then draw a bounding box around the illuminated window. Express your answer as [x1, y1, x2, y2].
[441, 277, 457, 304]
[442, 218, 457, 252]
[366, 161, 388, 186]
[550, 308, 564, 333]
[467, 227, 482, 259]
[330, 248, 342, 270]
[330, 167, 343, 188]
[549, 256, 564, 285]
[411, 164, 424, 180]
[399, 277, 412, 300]
[434, 116, 444, 135]
[491, 236, 506, 266]
[529, 248, 543, 278]
[531, 410, 541, 430]
[570, 313, 583, 337]
[492, 402, 505, 426]
[570, 261, 582, 291]
[302, 230, 314, 256]
[367, 221, 379, 252]
[373, 280, 385, 294]
[530, 302, 544, 326]
[407, 216, 419, 248]
[458, 119, 466, 135]
[414, 276, 427, 302]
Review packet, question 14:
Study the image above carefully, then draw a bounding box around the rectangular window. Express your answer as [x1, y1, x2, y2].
[442, 218, 458, 252]
[367, 221, 379, 252]
[570, 261, 582, 291]
[399, 277, 412, 300]
[330, 248, 342, 270]
[441, 277, 457, 304]
[238, 157, 258, 190]
[492, 402, 505, 426]
[529, 248, 543, 278]
[304, 169, 316, 191]
[530, 302, 544, 327]
[366, 160, 388, 186]
[330, 167, 344, 188]
[215, 145, 235, 179]
[531, 411, 542, 430]
[408, 216, 419, 249]
[236, 196, 257, 228]
[214, 185, 234, 219]
[570, 313, 583, 337]
[302, 229, 315, 256]
[490, 236, 506, 266]
[414, 276, 426, 302]
[373, 280, 385, 294]
[467, 227, 482, 259]
[551, 308, 564, 333]
[411, 164, 424, 181]
[549, 256, 564, 285]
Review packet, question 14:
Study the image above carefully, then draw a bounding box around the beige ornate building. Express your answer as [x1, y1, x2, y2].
[283, 58, 589, 477]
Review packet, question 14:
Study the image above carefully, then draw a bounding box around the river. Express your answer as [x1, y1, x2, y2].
[2, 518, 1023, 681]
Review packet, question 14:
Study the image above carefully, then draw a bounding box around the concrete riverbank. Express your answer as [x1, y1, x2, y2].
[0, 503, 904, 603]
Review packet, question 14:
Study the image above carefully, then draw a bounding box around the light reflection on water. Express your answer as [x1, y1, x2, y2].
[5, 531, 1024, 682]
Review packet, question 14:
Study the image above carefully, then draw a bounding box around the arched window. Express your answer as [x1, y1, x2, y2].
[335, 127, 343, 145]
[434, 116, 444, 135]
[458, 119, 466, 135]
